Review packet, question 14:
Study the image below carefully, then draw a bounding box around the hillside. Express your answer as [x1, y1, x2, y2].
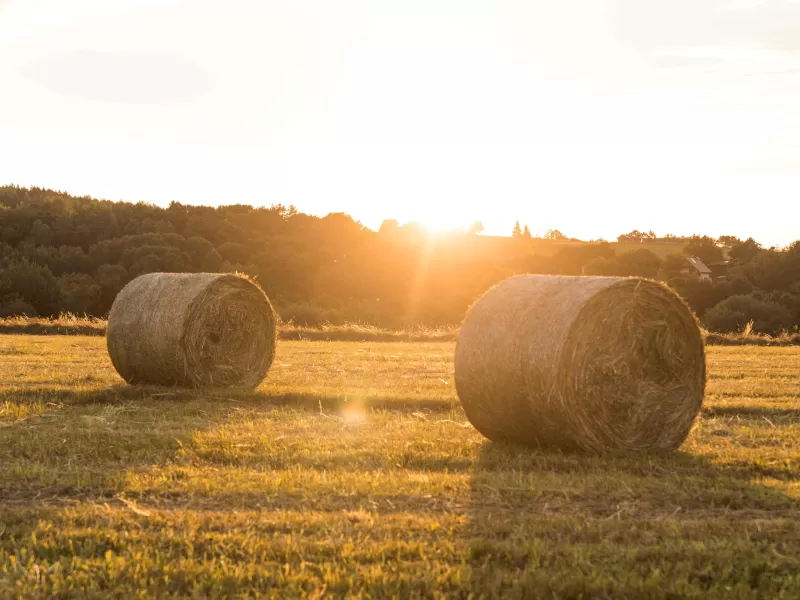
[0, 185, 793, 333]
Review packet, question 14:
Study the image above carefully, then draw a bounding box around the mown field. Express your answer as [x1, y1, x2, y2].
[0, 336, 798, 598]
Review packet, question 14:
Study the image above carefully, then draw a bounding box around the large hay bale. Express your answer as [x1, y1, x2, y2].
[455, 275, 705, 453]
[107, 273, 276, 388]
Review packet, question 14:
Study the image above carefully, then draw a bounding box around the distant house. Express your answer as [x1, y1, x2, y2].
[708, 260, 731, 280]
[682, 257, 713, 281]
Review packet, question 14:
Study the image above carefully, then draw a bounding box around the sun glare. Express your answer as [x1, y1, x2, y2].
[420, 217, 465, 233]
[413, 210, 473, 234]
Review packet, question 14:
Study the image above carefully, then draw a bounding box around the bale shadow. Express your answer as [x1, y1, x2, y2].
[0, 388, 232, 507]
[703, 405, 800, 420]
[2, 384, 458, 413]
[0, 383, 460, 509]
[467, 440, 800, 599]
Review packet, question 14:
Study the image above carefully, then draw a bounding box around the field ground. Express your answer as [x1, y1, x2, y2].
[0, 336, 798, 598]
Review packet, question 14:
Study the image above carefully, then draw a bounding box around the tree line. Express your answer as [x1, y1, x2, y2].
[1, 185, 798, 334]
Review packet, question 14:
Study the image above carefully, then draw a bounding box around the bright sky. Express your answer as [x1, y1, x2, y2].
[1, 0, 800, 245]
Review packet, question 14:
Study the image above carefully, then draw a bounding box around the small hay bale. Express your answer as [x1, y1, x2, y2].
[454, 275, 705, 453]
[107, 273, 276, 388]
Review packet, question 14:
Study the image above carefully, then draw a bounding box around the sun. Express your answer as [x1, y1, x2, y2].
[414, 210, 469, 233]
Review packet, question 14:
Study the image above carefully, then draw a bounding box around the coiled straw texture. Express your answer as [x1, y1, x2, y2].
[107, 273, 276, 389]
[455, 275, 705, 453]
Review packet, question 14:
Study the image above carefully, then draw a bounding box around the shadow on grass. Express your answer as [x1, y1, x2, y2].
[2, 384, 458, 413]
[13, 384, 800, 422]
[467, 440, 800, 598]
[703, 405, 800, 420]
[0, 384, 461, 510]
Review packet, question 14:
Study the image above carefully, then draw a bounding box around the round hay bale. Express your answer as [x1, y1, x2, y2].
[454, 275, 705, 453]
[107, 273, 276, 389]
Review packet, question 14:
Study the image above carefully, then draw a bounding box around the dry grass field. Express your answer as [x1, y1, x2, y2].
[0, 335, 798, 598]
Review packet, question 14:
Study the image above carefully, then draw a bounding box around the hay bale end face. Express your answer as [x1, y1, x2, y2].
[107, 273, 277, 389]
[455, 275, 706, 453]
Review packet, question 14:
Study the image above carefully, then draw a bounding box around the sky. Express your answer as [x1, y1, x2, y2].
[1, 0, 800, 245]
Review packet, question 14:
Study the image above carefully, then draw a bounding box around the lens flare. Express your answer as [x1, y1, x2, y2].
[340, 397, 367, 425]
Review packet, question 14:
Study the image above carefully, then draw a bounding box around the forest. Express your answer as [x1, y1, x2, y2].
[0, 185, 798, 334]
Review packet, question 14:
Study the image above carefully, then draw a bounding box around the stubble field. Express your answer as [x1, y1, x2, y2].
[0, 335, 798, 598]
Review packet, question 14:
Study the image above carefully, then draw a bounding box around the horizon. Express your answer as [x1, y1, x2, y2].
[2, 182, 776, 248]
[2, 1, 800, 245]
